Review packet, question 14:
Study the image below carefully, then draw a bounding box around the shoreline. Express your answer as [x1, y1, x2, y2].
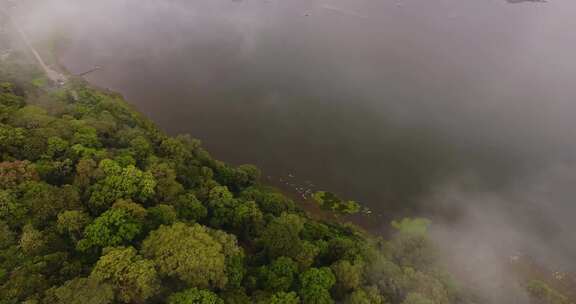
[52, 42, 388, 236]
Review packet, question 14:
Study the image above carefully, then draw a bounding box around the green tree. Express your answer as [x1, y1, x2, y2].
[0, 189, 27, 225]
[149, 162, 184, 202]
[44, 136, 69, 159]
[0, 220, 16, 248]
[77, 209, 141, 251]
[0, 124, 25, 157]
[70, 144, 106, 161]
[74, 158, 97, 190]
[300, 267, 336, 291]
[158, 135, 197, 163]
[209, 185, 234, 202]
[294, 241, 320, 270]
[19, 181, 80, 226]
[88, 159, 156, 211]
[526, 280, 569, 304]
[300, 287, 334, 304]
[260, 213, 305, 259]
[167, 288, 224, 304]
[233, 164, 261, 189]
[0, 84, 25, 114]
[365, 256, 409, 303]
[346, 287, 385, 304]
[225, 253, 246, 289]
[147, 204, 178, 228]
[111, 199, 147, 220]
[312, 191, 360, 215]
[269, 291, 300, 304]
[142, 223, 241, 289]
[11, 105, 54, 129]
[19, 224, 45, 255]
[338, 200, 361, 215]
[85, 110, 118, 138]
[231, 200, 264, 237]
[240, 187, 295, 216]
[35, 158, 75, 185]
[129, 135, 153, 164]
[21, 132, 49, 160]
[72, 126, 100, 148]
[44, 277, 114, 304]
[207, 186, 238, 228]
[171, 192, 207, 222]
[388, 233, 436, 271]
[0, 270, 48, 302]
[299, 267, 336, 304]
[331, 260, 363, 293]
[221, 289, 251, 304]
[401, 293, 434, 304]
[391, 218, 431, 235]
[404, 269, 450, 304]
[90, 247, 159, 303]
[258, 257, 298, 292]
[57, 210, 91, 242]
[114, 152, 136, 167]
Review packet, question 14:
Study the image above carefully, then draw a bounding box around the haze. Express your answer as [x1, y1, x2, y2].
[10, 0, 576, 301]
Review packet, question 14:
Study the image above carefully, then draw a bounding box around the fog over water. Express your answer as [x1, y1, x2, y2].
[12, 0, 576, 300]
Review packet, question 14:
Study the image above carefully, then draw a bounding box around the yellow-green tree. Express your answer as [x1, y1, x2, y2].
[90, 246, 159, 303]
[142, 222, 242, 289]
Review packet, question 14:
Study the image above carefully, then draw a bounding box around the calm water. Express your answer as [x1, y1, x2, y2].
[50, 0, 576, 270]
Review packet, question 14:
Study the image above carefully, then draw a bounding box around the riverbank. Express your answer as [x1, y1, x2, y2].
[50, 37, 391, 237]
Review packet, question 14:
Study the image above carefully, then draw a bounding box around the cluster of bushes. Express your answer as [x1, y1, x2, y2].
[0, 61, 467, 304]
[312, 191, 361, 215]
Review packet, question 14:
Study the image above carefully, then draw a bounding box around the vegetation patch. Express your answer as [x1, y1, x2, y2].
[312, 191, 361, 215]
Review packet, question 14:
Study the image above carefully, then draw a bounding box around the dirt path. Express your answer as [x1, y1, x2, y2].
[2, 8, 66, 84]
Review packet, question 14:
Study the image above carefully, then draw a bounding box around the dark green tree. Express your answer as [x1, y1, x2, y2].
[57, 210, 91, 242]
[44, 277, 114, 304]
[331, 260, 363, 293]
[149, 162, 184, 202]
[258, 256, 299, 292]
[260, 213, 305, 259]
[0, 220, 16, 248]
[171, 192, 207, 222]
[146, 204, 178, 228]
